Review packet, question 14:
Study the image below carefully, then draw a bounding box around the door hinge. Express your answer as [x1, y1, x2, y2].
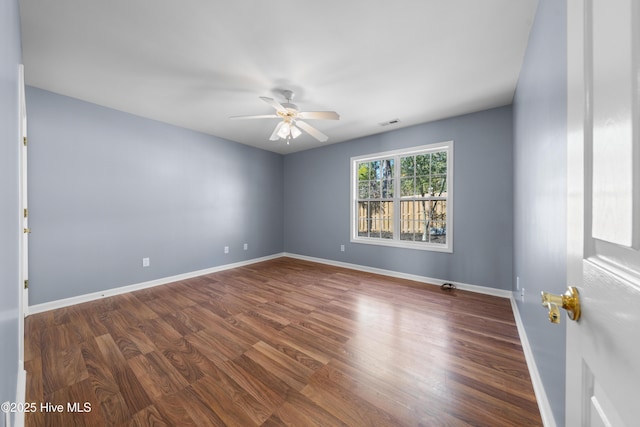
[24, 279, 28, 289]
[23, 227, 31, 234]
[24, 208, 28, 218]
[23, 136, 27, 146]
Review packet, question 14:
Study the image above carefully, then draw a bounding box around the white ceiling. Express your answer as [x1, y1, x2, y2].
[19, 0, 538, 155]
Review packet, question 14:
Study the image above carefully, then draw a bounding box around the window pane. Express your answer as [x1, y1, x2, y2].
[431, 176, 446, 196]
[430, 221, 447, 244]
[359, 201, 394, 239]
[381, 159, 394, 179]
[416, 176, 430, 196]
[369, 217, 381, 238]
[369, 202, 382, 237]
[358, 182, 369, 198]
[400, 177, 413, 197]
[357, 201, 369, 237]
[381, 178, 393, 198]
[418, 222, 427, 241]
[369, 201, 381, 221]
[377, 159, 393, 199]
[380, 213, 393, 238]
[400, 225, 414, 240]
[400, 199, 407, 221]
[431, 152, 447, 174]
[429, 200, 447, 244]
[416, 153, 430, 175]
[381, 200, 393, 238]
[369, 160, 380, 180]
[403, 221, 427, 242]
[415, 200, 432, 243]
[400, 156, 413, 177]
[431, 200, 446, 222]
[370, 181, 380, 198]
[358, 162, 370, 181]
[400, 201, 414, 240]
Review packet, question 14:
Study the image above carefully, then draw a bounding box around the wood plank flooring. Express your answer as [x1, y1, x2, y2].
[24, 257, 542, 426]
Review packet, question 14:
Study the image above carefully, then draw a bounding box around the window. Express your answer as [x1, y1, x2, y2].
[351, 141, 453, 252]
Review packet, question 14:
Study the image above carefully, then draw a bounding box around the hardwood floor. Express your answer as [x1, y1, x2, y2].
[24, 257, 542, 426]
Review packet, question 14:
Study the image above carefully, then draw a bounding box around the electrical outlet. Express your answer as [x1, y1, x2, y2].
[142, 257, 150, 267]
[521, 287, 525, 299]
[244, 243, 248, 251]
[224, 246, 229, 254]
[340, 244, 345, 252]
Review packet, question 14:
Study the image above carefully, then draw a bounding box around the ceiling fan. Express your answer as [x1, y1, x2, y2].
[230, 90, 339, 144]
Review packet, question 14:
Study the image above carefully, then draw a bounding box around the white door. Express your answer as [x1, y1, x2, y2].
[565, 0, 640, 426]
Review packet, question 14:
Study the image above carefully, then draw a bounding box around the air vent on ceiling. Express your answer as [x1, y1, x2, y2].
[380, 118, 401, 127]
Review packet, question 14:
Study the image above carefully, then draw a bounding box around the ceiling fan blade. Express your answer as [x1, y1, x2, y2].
[297, 111, 340, 120]
[229, 114, 279, 119]
[269, 122, 285, 141]
[260, 96, 287, 113]
[296, 120, 328, 142]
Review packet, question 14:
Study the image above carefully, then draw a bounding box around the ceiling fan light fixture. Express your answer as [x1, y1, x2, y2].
[290, 124, 302, 139]
[276, 121, 302, 140]
[277, 122, 291, 139]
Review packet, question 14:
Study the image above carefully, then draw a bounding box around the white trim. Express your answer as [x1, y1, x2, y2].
[17, 63, 27, 369]
[283, 252, 511, 298]
[351, 142, 453, 162]
[510, 295, 557, 427]
[349, 235, 453, 252]
[28, 251, 513, 315]
[28, 253, 285, 315]
[13, 364, 26, 427]
[14, 64, 27, 427]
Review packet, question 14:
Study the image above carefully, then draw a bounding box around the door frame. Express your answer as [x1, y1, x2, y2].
[18, 64, 27, 355]
[15, 63, 28, 427]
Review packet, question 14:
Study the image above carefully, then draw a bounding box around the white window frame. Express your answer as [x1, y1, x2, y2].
[350, 141, 453, 253]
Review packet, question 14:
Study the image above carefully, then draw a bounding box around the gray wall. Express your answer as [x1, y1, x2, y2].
[284, 106, 514, 290]
[0, 0, 22, 416]
[26, 87, 284, 305]
[513, 0, 567, 424]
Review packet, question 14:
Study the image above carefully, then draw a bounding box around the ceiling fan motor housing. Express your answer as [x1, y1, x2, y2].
[279, 103, 299, 119]
[281, 103, 297, 111]
[282, 89, 295, 101]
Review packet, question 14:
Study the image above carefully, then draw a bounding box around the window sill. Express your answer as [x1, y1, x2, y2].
[350, 236, 453, 253]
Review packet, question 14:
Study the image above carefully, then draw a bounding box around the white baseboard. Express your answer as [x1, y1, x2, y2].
[283, 252, 512, 298]
[28, 253, 285, 315]
[13, 364, 26, 427]
[29, 251, 511, 315]
[4, 362, 27, 427]
[510, 295, 557, 427]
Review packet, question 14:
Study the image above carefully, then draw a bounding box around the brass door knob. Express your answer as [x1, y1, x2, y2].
[541, 286, 581, 324]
